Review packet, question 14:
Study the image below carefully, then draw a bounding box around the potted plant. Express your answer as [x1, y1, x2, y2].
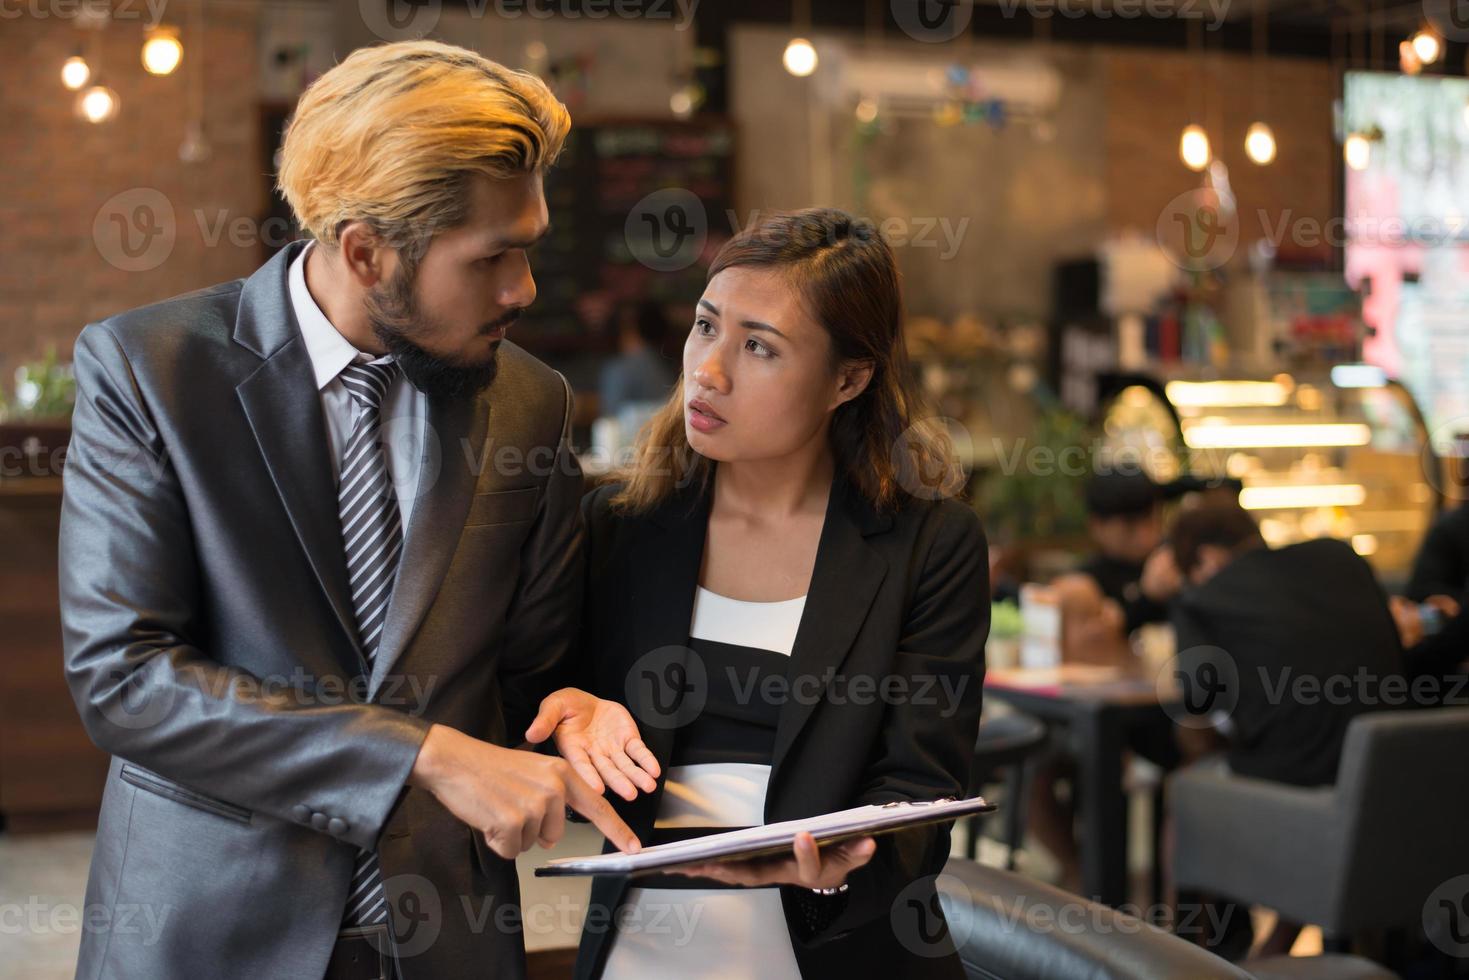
[0, 348, 75, 479]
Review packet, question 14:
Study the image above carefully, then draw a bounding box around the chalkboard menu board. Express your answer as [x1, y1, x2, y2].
[523, 118, 737, 375]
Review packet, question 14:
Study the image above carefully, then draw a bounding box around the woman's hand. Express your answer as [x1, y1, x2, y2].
[671, 832, 876, 890]
[523, 688, 660, 801]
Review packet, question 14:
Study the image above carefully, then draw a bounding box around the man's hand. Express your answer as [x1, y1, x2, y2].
[523, 688, 660, 801]
[1390, 594, 1461, 649]
[671, 832, 876, 890]
[408, 724, 640, 860]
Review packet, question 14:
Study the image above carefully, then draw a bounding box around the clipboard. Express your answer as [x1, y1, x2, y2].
[534, 796, 996, 878]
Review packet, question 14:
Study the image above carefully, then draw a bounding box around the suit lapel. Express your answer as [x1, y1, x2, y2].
[768, 480, 891, 791]
[234, 242, 364, 677]
[629, 482, 711, 761]
[368, 392, 487, 698]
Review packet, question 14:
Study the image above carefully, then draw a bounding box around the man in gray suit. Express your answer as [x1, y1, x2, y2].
[59, 41, 656, 980]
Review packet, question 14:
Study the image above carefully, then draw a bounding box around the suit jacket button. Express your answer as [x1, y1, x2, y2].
[328, 817, 348, 836]
[311, 812, 329, 830]
[292, 804, 311, 823]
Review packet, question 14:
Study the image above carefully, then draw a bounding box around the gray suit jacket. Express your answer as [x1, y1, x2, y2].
[59, 239, 584, 979]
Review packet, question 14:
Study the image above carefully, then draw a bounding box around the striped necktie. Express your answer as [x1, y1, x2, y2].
[336, 359, 403, 928]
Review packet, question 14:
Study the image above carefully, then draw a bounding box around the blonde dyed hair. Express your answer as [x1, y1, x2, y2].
[277, 40, 570, 269]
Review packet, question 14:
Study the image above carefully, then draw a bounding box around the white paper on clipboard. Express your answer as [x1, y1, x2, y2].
[534, 796, 995, 878]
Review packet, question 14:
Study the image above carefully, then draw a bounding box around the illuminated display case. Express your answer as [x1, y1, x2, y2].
[1099, 367, 1441, 584]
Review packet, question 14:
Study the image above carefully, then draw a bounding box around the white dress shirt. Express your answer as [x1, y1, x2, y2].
[288, 240, 428, 531]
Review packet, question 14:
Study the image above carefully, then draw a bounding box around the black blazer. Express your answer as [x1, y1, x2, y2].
[573, 474, 989, 980]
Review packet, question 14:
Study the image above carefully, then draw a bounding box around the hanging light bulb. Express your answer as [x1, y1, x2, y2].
[1410, 28, 1442, 65]
[1344, 132, 1372, 171]
[855, 97, 878, 124]
[782, 37, 817, 77]
[1245, 121, 1277, 165]
[77, 84, 119, 124]
[61, 54, 91, 90]
[142, 26, 183, 75]
[1180, 124, 1211, 171]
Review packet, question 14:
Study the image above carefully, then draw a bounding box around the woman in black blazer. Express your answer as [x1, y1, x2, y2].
[572, 209, 989, 979]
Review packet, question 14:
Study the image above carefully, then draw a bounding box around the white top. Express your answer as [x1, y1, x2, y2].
[689, 586, 806, 656]
[602, 588, 808, 980]
[287, 240, 427, 529]
[656, 587, 807, 827]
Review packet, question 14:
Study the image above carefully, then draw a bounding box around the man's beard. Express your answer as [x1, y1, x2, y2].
[365, 269, 520, 402]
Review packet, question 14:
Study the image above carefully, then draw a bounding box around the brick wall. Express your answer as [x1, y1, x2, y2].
[0, 1, 265, 384]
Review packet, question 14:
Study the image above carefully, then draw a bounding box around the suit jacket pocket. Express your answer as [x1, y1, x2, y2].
[120, 763, 253, 824]
[465, 487, 539, 527]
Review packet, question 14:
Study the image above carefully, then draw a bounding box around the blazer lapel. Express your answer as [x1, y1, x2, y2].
[769, 480, 891, 787]
[628, 482, 711, 761]
[368, 392, 487, 698]
[234, 241, 364, 677]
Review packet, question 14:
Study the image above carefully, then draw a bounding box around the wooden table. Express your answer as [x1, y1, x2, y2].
[985, 665, 1180, 909]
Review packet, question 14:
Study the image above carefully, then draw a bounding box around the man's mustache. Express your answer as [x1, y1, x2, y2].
[482, 308, 523, 335]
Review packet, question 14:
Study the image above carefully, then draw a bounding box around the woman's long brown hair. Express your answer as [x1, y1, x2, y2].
[610, 207, 962, 514]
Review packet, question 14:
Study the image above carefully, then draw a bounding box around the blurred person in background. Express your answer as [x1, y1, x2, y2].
[597, 299, 676, 418]
[1167, 501, 1407, 958]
